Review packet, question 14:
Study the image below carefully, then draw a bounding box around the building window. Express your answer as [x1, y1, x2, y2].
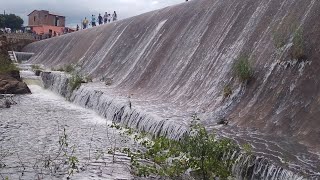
[34, 16, 36, 22]
[55, 16, 59, 26]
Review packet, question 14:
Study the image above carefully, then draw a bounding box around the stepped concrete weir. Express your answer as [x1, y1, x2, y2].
[23, 0, 320, 178]
[14, 51, 34, 62]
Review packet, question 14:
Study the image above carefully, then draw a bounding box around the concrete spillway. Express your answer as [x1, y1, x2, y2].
[23, 0, 320, 178]
[14, 51, 34, 62]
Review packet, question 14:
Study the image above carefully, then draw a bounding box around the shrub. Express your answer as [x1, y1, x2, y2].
[291, 28, 306, 60]
[31, 64, 41, 70]
[85, 76, 93, 83]
[223, 85, 232, 98]
[69, 73, 85, 91]
[242, 143, 252, 154]
[64, 64, 75, 73]
[56, 67, 65, 71]
[52, 64, 75, 73]
[273, 31, 287, 49]
[181, 121, 236, 179]
[124, 115, 238, 179]
[0, 54, 18, 73]
[233, 56, 253, 83]
[42, 127, 79, 178]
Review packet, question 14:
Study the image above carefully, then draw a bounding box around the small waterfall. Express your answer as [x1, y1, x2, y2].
[40, 71, 310, 180]
[230, 152, 307, 180]
[41, 71, 188, 140]
[41, 71, 72, 98]
[14, 51, 34, 62]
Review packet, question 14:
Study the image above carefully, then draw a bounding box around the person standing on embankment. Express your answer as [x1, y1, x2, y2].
[83, 17, 89, 29]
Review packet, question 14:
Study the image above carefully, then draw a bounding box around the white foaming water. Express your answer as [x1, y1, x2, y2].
[31, 85, 107, 125]
[0, 83, 138, 179]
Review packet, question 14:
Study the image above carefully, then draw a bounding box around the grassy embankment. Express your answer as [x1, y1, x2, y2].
[0, 54, 18, 73]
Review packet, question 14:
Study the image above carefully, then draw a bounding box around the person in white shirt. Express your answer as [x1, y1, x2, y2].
[104, 12, 108, 24]
[107, 14, 112, 23]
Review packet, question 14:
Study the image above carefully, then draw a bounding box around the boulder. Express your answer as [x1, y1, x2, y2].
[35, 69, 42, 76]
[0, 73, 31, 94]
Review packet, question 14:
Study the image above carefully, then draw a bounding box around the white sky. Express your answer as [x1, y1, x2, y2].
[1, 0, 183, 27]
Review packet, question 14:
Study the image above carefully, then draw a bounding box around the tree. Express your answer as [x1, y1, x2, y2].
[0, 15, 4, 28]
[0, 14, 24, 30]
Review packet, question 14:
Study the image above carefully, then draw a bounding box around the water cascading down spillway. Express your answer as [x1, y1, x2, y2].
[23, 0, 320, 179]
[14, 52, 34, 62]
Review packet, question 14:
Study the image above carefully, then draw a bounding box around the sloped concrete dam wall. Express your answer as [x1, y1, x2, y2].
[24, 0, 320, 178]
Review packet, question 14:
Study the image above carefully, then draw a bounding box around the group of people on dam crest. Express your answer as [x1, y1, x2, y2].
[79, 11, 117, 30]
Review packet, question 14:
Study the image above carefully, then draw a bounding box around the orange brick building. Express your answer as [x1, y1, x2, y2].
[28, 10, 65, 27]
[27, 10, 73, 39]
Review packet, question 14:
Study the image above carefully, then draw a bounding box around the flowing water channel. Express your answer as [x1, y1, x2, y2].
[0, 81, 139, 179]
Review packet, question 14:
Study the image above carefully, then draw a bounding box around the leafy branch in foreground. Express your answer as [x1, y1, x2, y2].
[40, 126, 79, 179]
[119, 115, 238, 179]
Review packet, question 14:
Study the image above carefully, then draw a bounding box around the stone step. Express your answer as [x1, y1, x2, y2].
[7, 51, 18, 62]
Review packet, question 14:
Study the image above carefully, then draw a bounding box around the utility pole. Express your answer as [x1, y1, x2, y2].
[3, 10, 5, 15]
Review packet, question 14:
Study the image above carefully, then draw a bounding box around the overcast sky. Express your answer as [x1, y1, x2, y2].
[2, 0, 183, 27]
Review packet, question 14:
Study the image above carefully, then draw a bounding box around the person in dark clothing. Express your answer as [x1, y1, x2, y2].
[98, 14, 103, 25]
[112, 11, 117, 21]
[76, 24, 79, 31]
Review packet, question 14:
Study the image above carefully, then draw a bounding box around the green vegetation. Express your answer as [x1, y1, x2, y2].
[242, 143, 252, 154]
[42, 127, 79, 179]
[118, 115, 238, 179]
[51, 67, 64, 72]
[0, 14, 24, 30]
[31, 64, 44, 76]
[272, 23, 306, 61]
[64, 64, 75, 73]
[53, 64, 75, 73]
[31, 64, 42, 70]
[233, 55, 253, 83]
[291, 28, 305, 61]
[51, 64, 92, 91]
[0, 54, 18, 73]
[69, 73, 85, 91]
[272, 20, 299, 50]
[223, 85, 232, 98]
[85, 76, 93, 83]
[273, 31, 287, 49]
